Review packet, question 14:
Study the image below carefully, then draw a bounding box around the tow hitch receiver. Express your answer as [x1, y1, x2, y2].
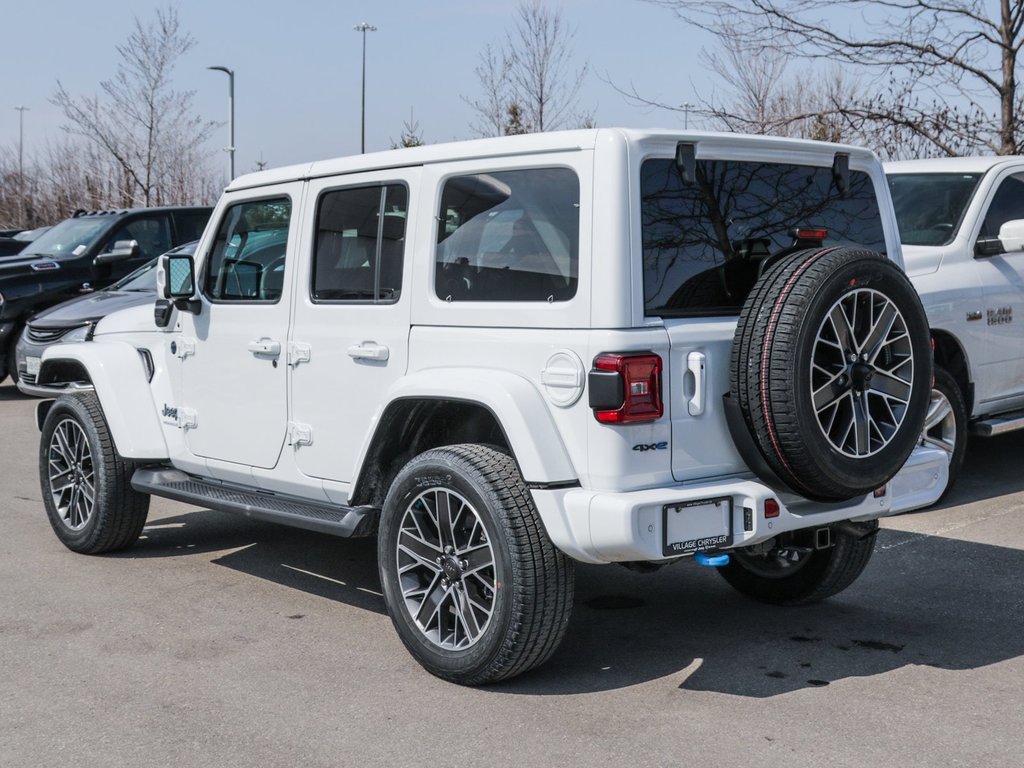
[694, 551, 730, 567]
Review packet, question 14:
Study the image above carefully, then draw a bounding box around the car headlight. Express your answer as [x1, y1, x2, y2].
[62, 324, 94, 343]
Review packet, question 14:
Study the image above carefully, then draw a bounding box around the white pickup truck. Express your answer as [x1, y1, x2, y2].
[887, 156, 1024, 498]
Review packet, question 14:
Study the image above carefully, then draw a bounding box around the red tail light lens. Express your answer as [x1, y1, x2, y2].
[591, 353, 663, 424]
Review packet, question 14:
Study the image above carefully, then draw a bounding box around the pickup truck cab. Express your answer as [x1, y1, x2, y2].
[33, 130, 947, 684]
[888, 157, 1024, 496]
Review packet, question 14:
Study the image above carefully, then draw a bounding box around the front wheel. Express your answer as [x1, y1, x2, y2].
[39, 393, 150, 553]
[717, 521, 878, 605]
[921, 365, 967, 501]
[378, 444, 574, 685]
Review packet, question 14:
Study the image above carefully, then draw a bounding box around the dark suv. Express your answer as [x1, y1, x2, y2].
[0, 206, 211, 383]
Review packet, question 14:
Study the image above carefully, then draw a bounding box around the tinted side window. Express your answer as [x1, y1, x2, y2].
[175, 210, 213, 245]
[101, 215, 172, 259]
[204, 198, 291, 302]
[980, 173, 1024, 239]
[312, 184, 408, 302]
[435, 168, 579, 302]
[642, 159, 885, 316]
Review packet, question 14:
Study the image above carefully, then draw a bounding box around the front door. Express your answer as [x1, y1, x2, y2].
[178, 188, 301, 469]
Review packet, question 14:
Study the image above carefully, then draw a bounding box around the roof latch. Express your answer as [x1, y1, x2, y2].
[832, 152, 850, 195]
[675, 142, 697, 185]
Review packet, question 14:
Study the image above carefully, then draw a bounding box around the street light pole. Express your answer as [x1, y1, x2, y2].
[207, 66, 235, 180]
[681, 102, 694, 130]
[353, 22, 377, 154]
[15, 106, 28, 226]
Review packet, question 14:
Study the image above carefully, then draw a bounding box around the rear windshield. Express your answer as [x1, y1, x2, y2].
[887, 172, 982, 246]
[642, 159, 886, 317]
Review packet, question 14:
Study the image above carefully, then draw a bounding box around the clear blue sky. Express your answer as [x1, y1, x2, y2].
[1, 0, 717, 179]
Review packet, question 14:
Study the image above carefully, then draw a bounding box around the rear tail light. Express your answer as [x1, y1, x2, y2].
[589, 353, 663, 424]
[764, 498, 780, 518]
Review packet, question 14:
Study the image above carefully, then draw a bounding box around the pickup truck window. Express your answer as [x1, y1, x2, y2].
[99, 216, 172, 259]
[980, 173, 1024, 239]
[204, 198, 291, 302]
[888, 172, 982, 247]
[642, 159, 885, 317]
[19, 217, 111, 259]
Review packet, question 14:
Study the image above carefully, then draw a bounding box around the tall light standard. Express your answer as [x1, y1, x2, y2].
[207, 66, 235, 180]
[681, 102, 695, 130]
[353, 22, 377, 153]
[15, 106, 28, 226]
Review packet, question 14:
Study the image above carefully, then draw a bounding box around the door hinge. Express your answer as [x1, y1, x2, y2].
[174, 337, 196, 359]
[288, 342, 312, 368]
[178, 407, 198, 430]
[287, 421, 313, 447]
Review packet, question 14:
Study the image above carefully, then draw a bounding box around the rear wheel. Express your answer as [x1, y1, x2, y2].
[718, 521, 878, 605]
[378, 444, 574, 685]
[39, 393, 149, 553]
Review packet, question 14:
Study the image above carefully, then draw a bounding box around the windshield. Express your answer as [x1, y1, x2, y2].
[21, 217, 112, 259]
[887, 172, 982, 246]
[109, 241, 198, 292]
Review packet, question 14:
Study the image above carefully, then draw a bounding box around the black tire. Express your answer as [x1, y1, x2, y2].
[378, 444, 574, 685]
[718, 521, 878, 605]
[922, 364, 967, 501]
[731, 247, 932, 501]
[39, 393, 150, 554]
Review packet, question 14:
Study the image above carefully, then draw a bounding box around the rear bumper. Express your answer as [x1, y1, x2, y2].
[531, 445, 949, 564]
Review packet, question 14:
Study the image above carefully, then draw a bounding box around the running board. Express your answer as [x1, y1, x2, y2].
[971, 410, 1024, 437]
[131, 468, 377, 538]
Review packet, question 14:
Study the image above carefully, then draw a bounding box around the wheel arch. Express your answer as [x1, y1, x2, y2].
[350, 369, 578, 507]
[35, 342, 168, 459]
[930, 328, 973, 414]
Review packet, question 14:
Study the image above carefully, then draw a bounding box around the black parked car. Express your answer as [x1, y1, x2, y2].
[0, 206, 211, 383]
[15, 242, 197, 396]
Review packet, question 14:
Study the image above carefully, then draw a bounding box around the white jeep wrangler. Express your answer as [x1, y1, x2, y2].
[34, 129, 947, 684]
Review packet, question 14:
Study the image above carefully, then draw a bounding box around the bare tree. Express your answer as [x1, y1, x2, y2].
[465, 1, 593, 136]
[645, 0, 1024, 155]
[51, 5, 217, 206]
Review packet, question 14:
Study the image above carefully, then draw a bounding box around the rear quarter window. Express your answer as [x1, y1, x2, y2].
[435, 167, 579, 303]
[642, 159, 886, 317]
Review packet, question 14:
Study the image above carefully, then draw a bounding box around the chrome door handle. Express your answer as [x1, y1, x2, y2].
[347, 342, 390, 362]
[248, 338, 281, 356]
[687, 351, 706, 416]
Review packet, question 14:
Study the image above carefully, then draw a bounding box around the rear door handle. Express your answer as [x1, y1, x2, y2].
[347, 342, 390, 362]
[687, 351, 706, 416]
[248, 338, 281, 357]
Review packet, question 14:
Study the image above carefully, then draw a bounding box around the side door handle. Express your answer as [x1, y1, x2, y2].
[248, 338, 281, 357]
[347, 342, 390, 362]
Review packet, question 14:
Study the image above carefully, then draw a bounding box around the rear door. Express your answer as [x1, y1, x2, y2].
[288, 168, 419, 485]
[639, 153, 890, 481]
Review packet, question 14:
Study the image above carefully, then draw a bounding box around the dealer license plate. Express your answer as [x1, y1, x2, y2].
[26, 356, 41, 377]
[663, 497, 733, 556]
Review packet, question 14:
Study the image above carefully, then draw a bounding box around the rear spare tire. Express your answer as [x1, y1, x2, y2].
[731, 247, 931, 502]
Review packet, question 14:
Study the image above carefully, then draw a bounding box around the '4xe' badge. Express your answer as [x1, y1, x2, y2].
[633, 441, 668, 452]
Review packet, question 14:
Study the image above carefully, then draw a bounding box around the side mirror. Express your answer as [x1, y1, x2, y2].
[95, 239, 140, 265]
[157, 252, 200, 315]
[998, 219, 1024, 254]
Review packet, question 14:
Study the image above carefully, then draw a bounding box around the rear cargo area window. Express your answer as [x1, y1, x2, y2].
[641, 159, 886, 317]
[435, 167, 579, 302]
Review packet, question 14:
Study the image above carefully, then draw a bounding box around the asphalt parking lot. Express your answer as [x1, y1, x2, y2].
[2, 379, 1023, 768]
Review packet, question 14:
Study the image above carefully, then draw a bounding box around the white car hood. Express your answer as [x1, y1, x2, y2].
[899, 244, 946, 277]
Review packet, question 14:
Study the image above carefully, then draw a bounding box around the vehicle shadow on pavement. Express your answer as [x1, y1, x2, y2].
[492, 529, 1024, 696]
[0, 383, 29, 402]
[126, 508, 386, 615]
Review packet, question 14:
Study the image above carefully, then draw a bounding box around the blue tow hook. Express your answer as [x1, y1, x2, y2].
[694, 551, 730, 567]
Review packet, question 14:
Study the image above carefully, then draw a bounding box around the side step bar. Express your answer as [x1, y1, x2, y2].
[971, 410, 1024, 437]
[131, 468, 377, 538]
